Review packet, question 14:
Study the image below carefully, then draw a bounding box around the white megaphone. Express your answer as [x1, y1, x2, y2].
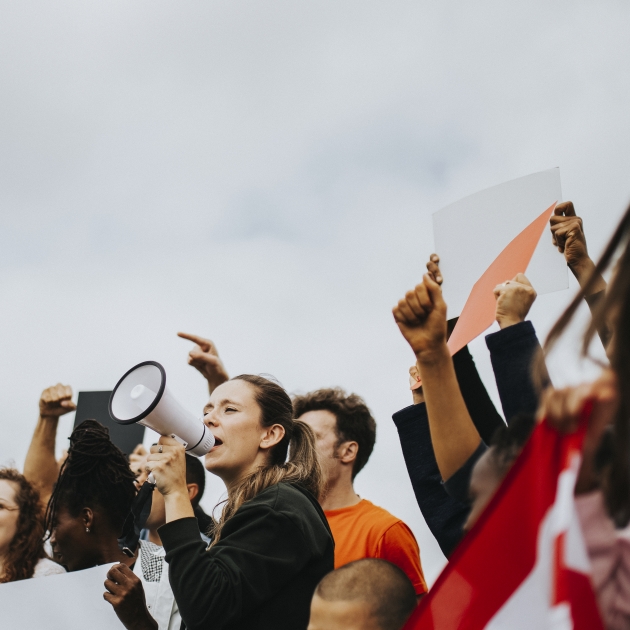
[109, 361, 214, 457]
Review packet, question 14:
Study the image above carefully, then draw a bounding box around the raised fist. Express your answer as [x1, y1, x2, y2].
[177, 332, 229, 393]
[493, 274, 537, 329]
[39, 384, 76, 419]
[393, 274, 448, 358]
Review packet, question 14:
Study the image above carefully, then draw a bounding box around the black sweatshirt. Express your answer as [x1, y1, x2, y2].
[159, 482, 334, 630]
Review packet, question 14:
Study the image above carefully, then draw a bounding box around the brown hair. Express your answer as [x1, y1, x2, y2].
[544, 202, 630, 526]
[292, 388, 376, 479]
[0, 468, 47, 583]
[209, 375, 322, 545]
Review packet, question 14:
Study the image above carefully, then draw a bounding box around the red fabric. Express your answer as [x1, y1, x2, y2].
[405, 408, 604, 629]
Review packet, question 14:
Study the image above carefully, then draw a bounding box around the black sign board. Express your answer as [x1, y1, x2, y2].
[73, 391, 145, 456]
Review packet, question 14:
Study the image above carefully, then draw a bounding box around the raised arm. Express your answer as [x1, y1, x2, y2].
[23, 384, 76, 505]
[550, 201, 607, 296]
[393, 275, 481, 481]
[177, 332, 229, 395]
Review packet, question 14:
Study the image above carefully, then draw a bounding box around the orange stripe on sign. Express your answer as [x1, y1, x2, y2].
[445, 201, 557, 356]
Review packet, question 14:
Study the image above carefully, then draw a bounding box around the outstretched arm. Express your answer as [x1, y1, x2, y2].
[23, 384, 76, 506]
[393, 275, 481, 481]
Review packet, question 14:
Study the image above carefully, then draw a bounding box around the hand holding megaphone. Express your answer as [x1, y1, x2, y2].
[109, 361, 215, 463]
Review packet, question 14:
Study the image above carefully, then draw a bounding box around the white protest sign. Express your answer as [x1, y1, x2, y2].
[433, 168, 568, 319]
[0, 563, 124, 630]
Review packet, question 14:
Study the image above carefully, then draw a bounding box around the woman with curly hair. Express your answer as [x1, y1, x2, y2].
[0, 467, 64, 582]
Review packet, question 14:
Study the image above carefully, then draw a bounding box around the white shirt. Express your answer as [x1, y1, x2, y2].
[135, 540, 181, 630]
[32, 557, 66, 578]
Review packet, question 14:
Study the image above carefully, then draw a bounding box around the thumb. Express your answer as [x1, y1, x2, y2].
[61, 400, 76, 409]
[423, 273, 446, 310]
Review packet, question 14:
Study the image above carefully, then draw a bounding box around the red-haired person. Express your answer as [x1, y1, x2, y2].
[0, 468, 64, 582]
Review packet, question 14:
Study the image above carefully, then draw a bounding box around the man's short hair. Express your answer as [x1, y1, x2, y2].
[315, 559, 417, 630]
[185, 455, 206, 509]
[293, 388, 376, 478]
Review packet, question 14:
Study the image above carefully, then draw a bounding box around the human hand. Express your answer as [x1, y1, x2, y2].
[393, 274, 448, 360]
[104, 563, 158, 630]
[39, 384, 76, 419]
[550, 202, 590, 270]
[129, 444, 149, 487]
[426, 254, 443, 285]
[177, 332, 229, 393]
[493, 274, 537, 329]
[538, 369, 619, 494]
[146, 436, 188, 497]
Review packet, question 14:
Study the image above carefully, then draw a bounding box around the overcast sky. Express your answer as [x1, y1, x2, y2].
[1, 1, 629, 584]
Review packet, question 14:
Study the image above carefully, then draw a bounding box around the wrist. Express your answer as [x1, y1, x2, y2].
[569, 256, 594, 283]
[39, 413, 59, 424]
[497, 316, 523, 330]
[415, 343, 450, 367]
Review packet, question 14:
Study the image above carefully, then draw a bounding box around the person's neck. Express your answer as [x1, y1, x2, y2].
[94, 534, 136, 568]
[320, 476, 361, 511]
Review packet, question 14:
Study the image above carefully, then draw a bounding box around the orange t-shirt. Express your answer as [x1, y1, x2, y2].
[324, 499, 428, 595]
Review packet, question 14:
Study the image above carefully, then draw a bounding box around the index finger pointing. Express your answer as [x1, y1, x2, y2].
[177, 332, 211, 349]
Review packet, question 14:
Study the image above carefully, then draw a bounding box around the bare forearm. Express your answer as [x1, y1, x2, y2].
[23, 416, 61, 505]
[417, 345, 482, 481]
[163, 490, 195, 524]
[571, 257, 607, 296]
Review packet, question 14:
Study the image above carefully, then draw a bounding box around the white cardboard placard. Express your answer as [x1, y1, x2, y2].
[433, 168, 568, 318]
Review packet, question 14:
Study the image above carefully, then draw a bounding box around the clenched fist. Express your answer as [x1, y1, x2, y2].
[177, 332, 229, 394]
[493, 274, 537, 329]
[39, 384, 76, 419]
[393, 274, 448, 358]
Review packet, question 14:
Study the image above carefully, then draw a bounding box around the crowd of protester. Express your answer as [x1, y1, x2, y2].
[0, 199, 629, 629]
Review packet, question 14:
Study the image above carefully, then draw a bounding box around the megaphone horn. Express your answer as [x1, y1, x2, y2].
[109, 361, 214, 457]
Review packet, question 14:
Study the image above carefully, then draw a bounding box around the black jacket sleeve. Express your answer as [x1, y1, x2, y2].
[392, 403, 469, 557]
[452, 345, 505, 444]
[160, 507, 315, 630]
[485, 321, 550, 423]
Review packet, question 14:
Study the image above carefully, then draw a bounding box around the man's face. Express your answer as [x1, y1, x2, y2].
[308, 594, 381, 630]
[298, 410, 342, 485]
[463, 448, 503, 533]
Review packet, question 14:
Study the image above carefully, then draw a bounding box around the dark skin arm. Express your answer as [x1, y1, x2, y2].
[104, 563, 158, 630]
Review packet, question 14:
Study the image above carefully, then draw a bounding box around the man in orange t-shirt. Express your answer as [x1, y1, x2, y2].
[294, 389, 427, 596]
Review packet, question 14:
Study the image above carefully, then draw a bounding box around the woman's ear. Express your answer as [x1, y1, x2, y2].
[260, 424, 286, 450]
[81, 507, 94, 532]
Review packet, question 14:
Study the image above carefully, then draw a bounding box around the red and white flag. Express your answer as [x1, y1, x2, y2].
[406, 408, 604, 629]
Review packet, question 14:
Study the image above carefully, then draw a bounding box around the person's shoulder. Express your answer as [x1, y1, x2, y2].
[357, 499, 405, 530]
[245, 482, 319, 513]
[32, 557, 66, 578]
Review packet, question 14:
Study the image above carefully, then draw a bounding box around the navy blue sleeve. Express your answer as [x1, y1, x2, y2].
[443, 440, 488, 504]
[392, 403, 468, 557]
[485, 321, 550, 424]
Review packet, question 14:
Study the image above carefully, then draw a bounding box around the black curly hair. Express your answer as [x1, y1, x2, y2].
[45, 420, 137, 536]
